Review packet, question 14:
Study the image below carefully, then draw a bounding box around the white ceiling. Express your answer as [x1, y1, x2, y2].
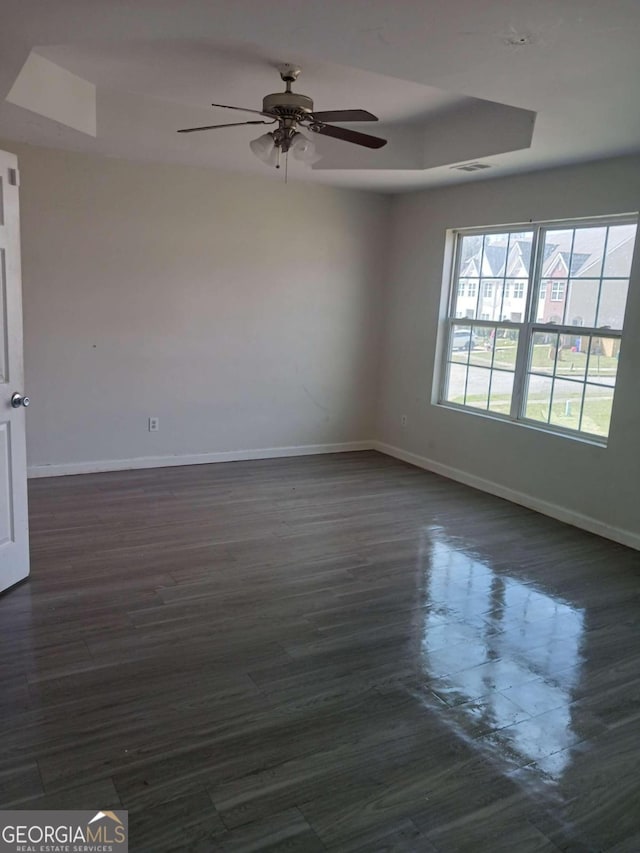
[1, 0, 639, 192]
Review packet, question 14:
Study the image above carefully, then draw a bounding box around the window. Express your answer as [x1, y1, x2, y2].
[468, 281, 477, 297]
[439, 217, 637, 441]
[483, 282, 493, 297]
[459, 282, 466, 296]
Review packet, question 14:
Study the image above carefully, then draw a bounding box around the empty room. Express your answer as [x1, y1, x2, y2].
[1, 1, 639, 851]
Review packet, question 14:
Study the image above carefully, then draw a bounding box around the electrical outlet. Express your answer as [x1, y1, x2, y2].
[148, 417, 159, 432]
[401, 414, 408, 427]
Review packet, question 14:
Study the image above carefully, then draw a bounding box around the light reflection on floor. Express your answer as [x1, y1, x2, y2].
[419, 531, 585, 780]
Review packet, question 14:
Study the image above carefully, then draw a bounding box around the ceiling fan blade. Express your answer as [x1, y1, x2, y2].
[311, 109, 378, 123]
[178, 120, 273, 134]
[211, 102, 272, 117]
[312, 123, 387, 149]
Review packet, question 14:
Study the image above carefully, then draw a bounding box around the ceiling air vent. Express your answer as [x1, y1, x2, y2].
[452, 162, 492, 172]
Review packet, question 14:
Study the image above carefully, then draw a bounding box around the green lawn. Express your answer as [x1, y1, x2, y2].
[451, 382, 613, 437]
[448, 337, 617, 436]
[453, 342, 617, 378]
[525, 395, 612, 437]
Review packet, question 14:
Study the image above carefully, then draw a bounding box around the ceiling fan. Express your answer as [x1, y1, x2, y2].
[177, 64, 387, 169]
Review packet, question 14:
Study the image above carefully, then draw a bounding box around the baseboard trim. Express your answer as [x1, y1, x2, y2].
[27, 441, 375, 479]
[372, 440, 640, 552]
[28, 438, 639, 551]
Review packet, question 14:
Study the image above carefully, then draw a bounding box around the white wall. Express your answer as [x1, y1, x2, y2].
[8, 139, 640, 548]
[3, 142, 389, 473]
[376, 155, 640, 548]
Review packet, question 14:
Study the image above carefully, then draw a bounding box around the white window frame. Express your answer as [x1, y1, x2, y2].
[438, 214, 638, 444]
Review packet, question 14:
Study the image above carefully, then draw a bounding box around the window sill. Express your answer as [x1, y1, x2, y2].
[436, 400, 608, 448]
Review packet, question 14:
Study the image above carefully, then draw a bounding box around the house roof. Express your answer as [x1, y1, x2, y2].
[555, 251, 592, 277]
[463, 234, 633, 282]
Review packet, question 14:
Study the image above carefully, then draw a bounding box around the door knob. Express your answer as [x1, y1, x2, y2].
[11, 392, 30, 408]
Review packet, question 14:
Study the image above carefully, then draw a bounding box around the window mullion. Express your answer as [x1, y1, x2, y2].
[593, 226, 610, 327]
[439, 318, 452, 404]
[511, 327, 530, 420]
[478, 240, 487, 319]
[562, 229, 576, 325]
[511, 225, 543, 419]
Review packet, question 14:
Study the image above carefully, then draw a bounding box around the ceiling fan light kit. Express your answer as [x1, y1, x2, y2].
[290, 132, 321, 163]
[177, 64, 387, 173]
[249, 130, 319, 170]
[249, 132, 279, 166]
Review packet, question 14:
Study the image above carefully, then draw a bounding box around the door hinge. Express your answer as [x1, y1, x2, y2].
[8, 168, 19, 187]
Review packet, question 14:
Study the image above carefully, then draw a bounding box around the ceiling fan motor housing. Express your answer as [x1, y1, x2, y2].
[262, 91, 314, 119]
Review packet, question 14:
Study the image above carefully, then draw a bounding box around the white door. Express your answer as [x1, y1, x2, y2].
[0, 149, 29, 593]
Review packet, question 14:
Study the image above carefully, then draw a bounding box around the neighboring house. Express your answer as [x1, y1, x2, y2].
[538, 249, 590, 325]
[564, 230, 636, 330]
[456, 237, 533, 322]
[456, 230, 633, 351]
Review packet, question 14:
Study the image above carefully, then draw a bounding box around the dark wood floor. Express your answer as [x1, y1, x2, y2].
[2, 451, 640, 851]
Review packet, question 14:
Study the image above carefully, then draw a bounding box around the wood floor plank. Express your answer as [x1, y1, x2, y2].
[127, 790, 226, 852]
[2, 777, 121, 811]
[0, 763, 43, 805]
[200, 806, 322, 852]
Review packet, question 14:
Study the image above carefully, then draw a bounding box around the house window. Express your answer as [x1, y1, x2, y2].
[459, 282, 466, 296]
[468, 282, 477, 297]
[483, 282, 493, 298]
[440, 217, 638, 442]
